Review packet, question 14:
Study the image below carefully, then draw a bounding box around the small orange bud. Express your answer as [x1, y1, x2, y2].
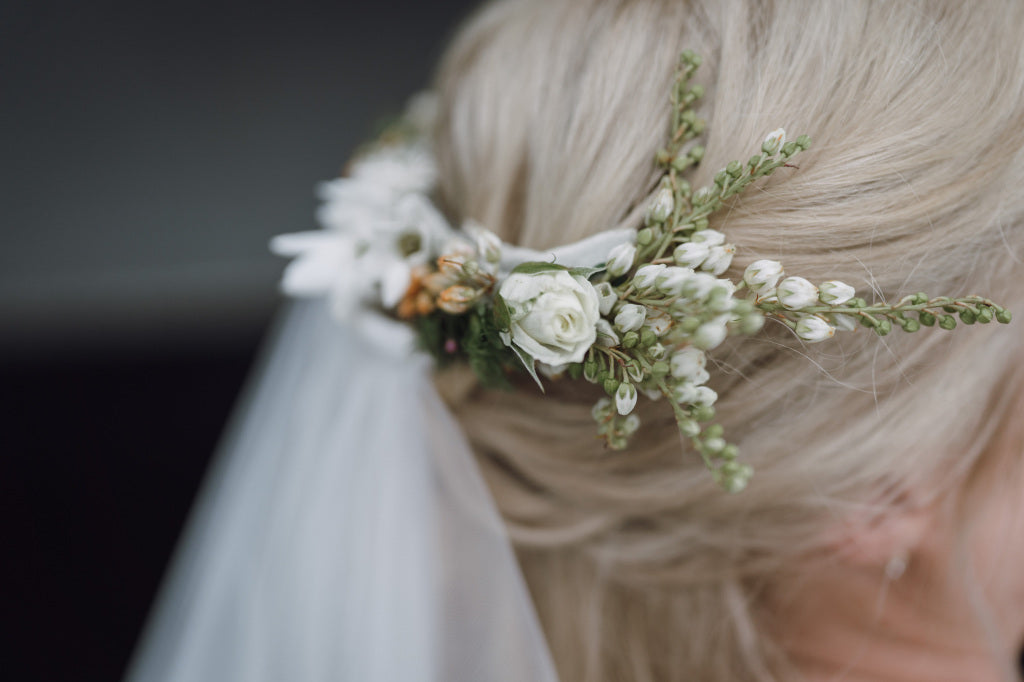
[437, 285, 479, 314]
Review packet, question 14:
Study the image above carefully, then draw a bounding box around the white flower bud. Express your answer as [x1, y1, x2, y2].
[742, 260, 784, 295]
[673, 242, 710, 269]
[830, 312, 859, 332]
[703, 437, 726, 454]
[739, 311, 766, 335]
[762, 127, 786, 155]
[643, 311, 673, 337]
[648, 184, 675, 223]
[615, 382, 638, 416]
[691, 229, 726, 246]
[467, 223, 502, 264]
[700, 244, 735, 275]
[794, 314, 836, 343]
[692, 319, 729, 350]
[670, 347, 706, 381]
[680, 272, 718, 301]
[656, 266, 693, 296]
[595, 319, 620, 347]
[647, 342, 667, 360]
[594, 281, 617, 316]
[777, 276, 819, 310]
[606, 243, 637, 278]
[633, 264, 666, 290]
[614, 304, 647, 332]
[622, 414, 641, 435]
[672, 381, 699, 404]
[641, 388, 663, 401]
[591, 397, 613, 421]
[818, 280, 856, 305]
[694, 385, 718, 406]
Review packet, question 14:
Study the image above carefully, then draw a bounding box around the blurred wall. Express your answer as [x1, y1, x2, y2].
[1, 0, 476, 356]
[2, 2, 479, 680]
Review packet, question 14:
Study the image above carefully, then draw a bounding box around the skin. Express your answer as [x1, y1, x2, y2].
[772, 412, 1024, 682]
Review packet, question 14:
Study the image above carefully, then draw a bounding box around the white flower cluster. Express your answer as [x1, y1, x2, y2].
[272, 145, 457, 317]
[742, 259, 858, 342]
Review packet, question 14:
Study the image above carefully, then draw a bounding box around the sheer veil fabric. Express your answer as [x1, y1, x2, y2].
[127, 300, 560, 682]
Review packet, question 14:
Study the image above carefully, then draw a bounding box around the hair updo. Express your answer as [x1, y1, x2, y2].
[431, 1, 1024, 679]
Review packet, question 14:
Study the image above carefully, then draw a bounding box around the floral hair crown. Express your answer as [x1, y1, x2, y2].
[273, 51, 1011, 492]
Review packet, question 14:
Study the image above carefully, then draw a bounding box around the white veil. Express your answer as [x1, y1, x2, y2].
[125, 299, 560, 682]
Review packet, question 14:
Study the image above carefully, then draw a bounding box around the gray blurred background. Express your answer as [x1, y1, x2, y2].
[2, 1, 477, 679]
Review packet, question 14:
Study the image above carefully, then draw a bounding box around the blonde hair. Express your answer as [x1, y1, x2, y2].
[431, 1, 1024, 679]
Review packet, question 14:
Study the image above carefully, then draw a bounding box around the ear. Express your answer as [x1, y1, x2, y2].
[825, 494, 936, 568]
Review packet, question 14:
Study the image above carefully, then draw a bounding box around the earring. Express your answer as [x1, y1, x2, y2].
[884, 551, 909, 581]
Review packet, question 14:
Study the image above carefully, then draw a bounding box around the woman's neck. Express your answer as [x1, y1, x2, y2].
[772, 553, 1022, 682]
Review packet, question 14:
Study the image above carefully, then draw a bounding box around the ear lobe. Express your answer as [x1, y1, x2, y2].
[826, 497, 936, 568]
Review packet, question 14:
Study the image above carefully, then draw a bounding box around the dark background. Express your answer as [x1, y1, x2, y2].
[3, 2, 477, 679]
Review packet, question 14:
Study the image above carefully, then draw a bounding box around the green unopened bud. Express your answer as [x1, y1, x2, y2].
[739, 312, 766, 335]
[671, 155, 690, 172]
[622, 331, 640, 348]
[678, 418, 700, 438]
[583, 359, 599, 382]
[781, 141, 798, 156]
[918, 311, 936, 326]
[714, 170, 728, 187]
[656, 148, 672, 165]
[694, 217, 709, 230]
[976, 307, 994, 324]
[603, 377, 620, 396]
[902, 318, 920, 332]
[640, 329, 657, 347]
[688, 145, 705, 162]
[637, 228, 655, 246]
[748, 154, 763, 168]
[567, 363, 583, 380]
[704, 424, 724, 439]
[651, 361, 670, 378]
[595, 369, 609, 384]
[692, 404, 715, 422]
[795, 134, 812, 150]
[726, 160, 743, 177]
[720, 444, 739, 460]
[875, 319, 892, 336]
[689, 84, 704, 99]
[939, 314, 957, 330]
[678, 316, 701, 333]
[959, 309, 976, 325]
[996, 309, 1013, 324]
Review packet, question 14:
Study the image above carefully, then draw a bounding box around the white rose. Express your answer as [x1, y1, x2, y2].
[498, 270, 601, 365]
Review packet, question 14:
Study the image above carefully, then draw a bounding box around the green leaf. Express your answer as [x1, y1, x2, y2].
[509, 344, 544, 392]
[569, 265, 605, 280]
[510, 261, 569, 275]
[493, 294, 511, 331]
